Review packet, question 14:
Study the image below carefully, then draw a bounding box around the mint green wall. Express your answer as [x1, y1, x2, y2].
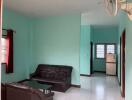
[1, 8, 31, 83]
[80, 25, 91, 75]
[125, 16, 132, 100]
[117, 8, 132, 100]
[91, 26, 118, 72]
[92, 26, 118, 43]
[30, 15, 81, 85]
[2, 8, 81, 85]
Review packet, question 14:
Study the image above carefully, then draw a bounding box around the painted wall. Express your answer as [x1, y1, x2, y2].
[125, 16, 132, 100]
[1, 8, 31, 82]
[117, 8, 132, 100]
[91, 26, 118, 72]
[80, 25, 91, 75]
[31, 14, 81, 85]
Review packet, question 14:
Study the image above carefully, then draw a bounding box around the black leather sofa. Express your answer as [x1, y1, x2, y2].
[30, 64, 73, 92]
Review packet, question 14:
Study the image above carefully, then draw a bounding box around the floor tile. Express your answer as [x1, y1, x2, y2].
[54, 73, 124, 100]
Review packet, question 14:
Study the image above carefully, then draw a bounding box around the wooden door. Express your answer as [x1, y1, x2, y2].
[90, 42, 93, 75]
[121, 30, 125, 97]
[120, 37, 121, 85]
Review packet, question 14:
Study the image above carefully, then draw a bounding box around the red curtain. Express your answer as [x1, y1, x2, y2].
[5, 30, 13, 73]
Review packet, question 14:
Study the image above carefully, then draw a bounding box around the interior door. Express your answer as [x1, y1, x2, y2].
[90, 42, 93, 74]
[120, 37, 121, 85]
[121, 30, 125, 97]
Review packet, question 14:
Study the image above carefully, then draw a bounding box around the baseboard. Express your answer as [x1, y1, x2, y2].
[80, 74, 91, 77]
[71, 84, 81, 88]
[94, 71, 106, 73]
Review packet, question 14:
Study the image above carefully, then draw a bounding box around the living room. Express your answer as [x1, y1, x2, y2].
[1, 0, 132, 100]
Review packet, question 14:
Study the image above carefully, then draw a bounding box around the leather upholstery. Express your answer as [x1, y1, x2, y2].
[1, 84, 6, 100]
[1, 83, 54, 100]
[30, 64, 73, 92]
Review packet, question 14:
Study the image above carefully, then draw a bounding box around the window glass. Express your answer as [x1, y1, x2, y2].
[1, 38, 7, 63]
[96, 44, 105, 58]
[107, 45, 115, 54]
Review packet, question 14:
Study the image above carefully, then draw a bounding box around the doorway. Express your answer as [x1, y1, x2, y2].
[90, 42, 93, 75]
[120, 30, 126, 97]
[119, 37, 121, 85]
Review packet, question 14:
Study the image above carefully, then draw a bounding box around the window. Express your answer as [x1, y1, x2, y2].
[2, 29, 14, 73]
[96, 44, 116, 59]
[107, 45, 115, 54]
[1, 37, 7, 63]
[96, 44, 105, 58]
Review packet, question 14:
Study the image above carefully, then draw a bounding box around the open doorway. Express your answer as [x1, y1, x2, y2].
[120, 30, 126, 97]
[92, 43, 117, 75]
[90, 42, 93, 75]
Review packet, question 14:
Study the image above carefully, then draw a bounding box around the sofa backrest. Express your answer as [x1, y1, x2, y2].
[35, 64, 73, 81]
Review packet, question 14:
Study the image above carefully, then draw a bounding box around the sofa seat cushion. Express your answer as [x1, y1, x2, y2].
[32, 77, 67, 84]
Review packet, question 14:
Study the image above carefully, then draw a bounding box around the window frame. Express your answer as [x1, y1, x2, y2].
[95, 43, 116, 59]
[95, 43, 105, 59]
[106, 44, 116, 54]
[1, 35, 7, 64]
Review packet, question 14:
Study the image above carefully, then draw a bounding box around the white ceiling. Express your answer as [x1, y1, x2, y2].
[4, 0, 118, 25]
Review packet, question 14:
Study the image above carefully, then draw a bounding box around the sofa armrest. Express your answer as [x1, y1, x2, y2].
[66, 77, 71, 84]
[1, 83, 6, 100]
[30, 73, 36, 79]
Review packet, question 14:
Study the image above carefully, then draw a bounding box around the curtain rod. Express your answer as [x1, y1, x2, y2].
[2, 28, 16, 33]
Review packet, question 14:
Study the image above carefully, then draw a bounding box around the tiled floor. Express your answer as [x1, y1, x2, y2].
[54, 73, 124, 100]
